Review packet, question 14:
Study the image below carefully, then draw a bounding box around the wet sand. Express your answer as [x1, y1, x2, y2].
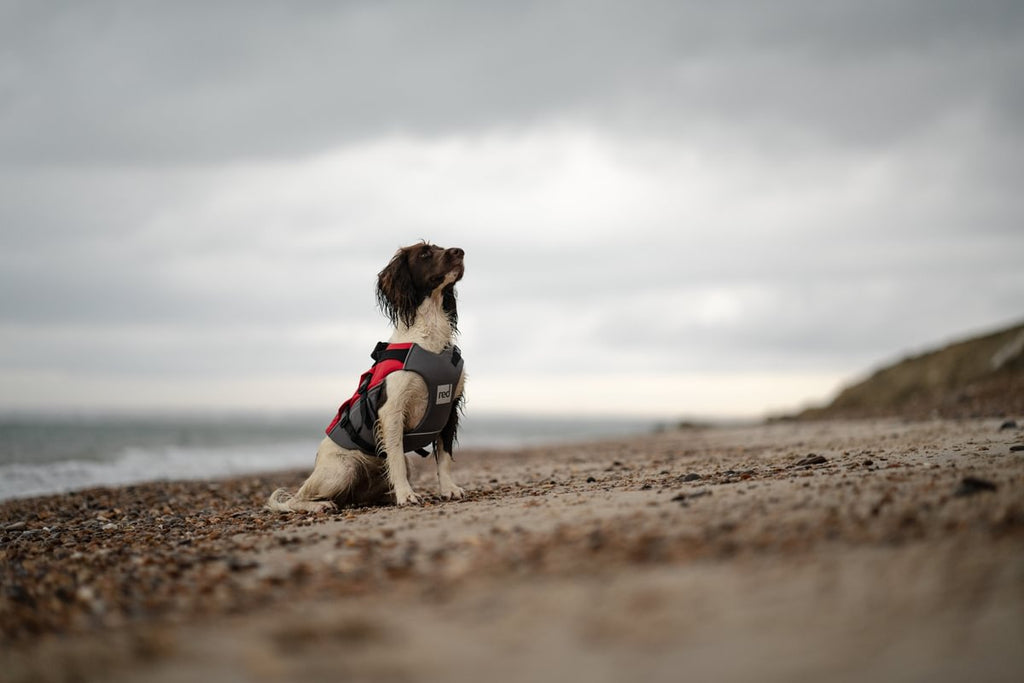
[2, 418, 1023, 682]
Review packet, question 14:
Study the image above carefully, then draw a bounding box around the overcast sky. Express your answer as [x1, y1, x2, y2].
[1, 0, 1022, 419]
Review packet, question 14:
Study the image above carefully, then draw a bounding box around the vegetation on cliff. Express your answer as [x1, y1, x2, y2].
[798, 321, 1024, 419]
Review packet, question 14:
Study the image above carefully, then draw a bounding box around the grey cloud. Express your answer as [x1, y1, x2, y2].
[2, 1, 1021, 165]
[461, 223, 1024, 374]
[0, 322, 374, 379]
[0, 231, 383, 327]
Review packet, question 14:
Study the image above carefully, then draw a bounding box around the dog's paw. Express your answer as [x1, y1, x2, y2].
[394, 488, 421, 506]
[277, 498, 335, 514]
[440, 484, 465, 500]
[308, 500, 337, 514]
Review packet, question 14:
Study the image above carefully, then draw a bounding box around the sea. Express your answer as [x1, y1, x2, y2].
[0, 413, 662, 502]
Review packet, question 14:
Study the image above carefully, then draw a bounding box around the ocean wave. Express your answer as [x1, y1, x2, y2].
[0, 441, 317, 502]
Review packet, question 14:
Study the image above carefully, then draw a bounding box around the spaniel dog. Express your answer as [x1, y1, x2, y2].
[268, 242, 466, 513]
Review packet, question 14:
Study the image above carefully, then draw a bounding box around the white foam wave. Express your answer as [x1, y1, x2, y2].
[0, 441, 316, 502]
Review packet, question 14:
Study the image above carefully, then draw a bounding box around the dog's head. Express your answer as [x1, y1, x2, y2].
[377, 242, 465, 329]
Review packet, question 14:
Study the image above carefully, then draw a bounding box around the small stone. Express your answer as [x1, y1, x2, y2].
[1010, 445, 1024, 452]
[3, 521, 27, 531]
[671, 489, 711, 503]
[586, 476, 596, 483]
[7, 584, 34, 606]
[954, 476, 998, 497]
[794, 454, 828, 467]
[227, 557, 259, 572]
[999, 420, 1017, 431]
[682, 473, 702, 482]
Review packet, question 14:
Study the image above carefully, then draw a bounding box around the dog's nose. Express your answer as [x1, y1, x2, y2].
[447, 248, 464, 260]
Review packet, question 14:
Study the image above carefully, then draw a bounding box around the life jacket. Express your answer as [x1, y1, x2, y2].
[325, 341, 464, 457]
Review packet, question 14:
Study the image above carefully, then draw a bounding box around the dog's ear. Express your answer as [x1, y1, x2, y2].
[442, 283, 458, 332]
[377, 249, 419, 328]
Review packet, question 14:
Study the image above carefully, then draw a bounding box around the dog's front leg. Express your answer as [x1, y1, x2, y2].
[436, 391, 465, 500]
[435, 446, 464, 500]
[377, 394, 420, 506]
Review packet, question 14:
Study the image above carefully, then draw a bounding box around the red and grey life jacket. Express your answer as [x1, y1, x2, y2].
[325, 341, 464, 457]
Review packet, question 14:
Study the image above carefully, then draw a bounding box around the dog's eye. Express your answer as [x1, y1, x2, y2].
[418, 250, 432, 260]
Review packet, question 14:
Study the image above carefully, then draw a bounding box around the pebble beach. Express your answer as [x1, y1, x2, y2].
[2, 418, 1023, 682]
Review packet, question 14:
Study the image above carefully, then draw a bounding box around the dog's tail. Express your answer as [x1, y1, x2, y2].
[265, 487, 295, 512]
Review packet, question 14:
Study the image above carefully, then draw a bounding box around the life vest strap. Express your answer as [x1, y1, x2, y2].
[371, 341, 413, 364]
[334, 409, 378, 455]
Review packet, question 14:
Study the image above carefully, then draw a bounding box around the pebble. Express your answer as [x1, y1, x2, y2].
[953, 476, 998, 497]
[1009, 445, 1024, 452]
[671, 489, 711, 503]
[998, 420, 1017, 431]
[682, 473, 702, 482]
[794, 454, 828, 467]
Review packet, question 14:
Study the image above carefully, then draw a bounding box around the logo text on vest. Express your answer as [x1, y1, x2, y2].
[436, 384, 452, 405]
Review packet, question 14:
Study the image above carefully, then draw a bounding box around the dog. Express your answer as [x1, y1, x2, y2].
[268, 242, 466, 513]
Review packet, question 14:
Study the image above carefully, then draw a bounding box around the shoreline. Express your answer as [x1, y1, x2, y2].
[0, 413, 666, 503]
[3, 418, 1023, 682]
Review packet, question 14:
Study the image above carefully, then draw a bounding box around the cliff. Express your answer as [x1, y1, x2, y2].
[798, 321, 1024, 419]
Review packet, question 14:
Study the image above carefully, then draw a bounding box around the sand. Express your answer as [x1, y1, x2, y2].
[2, 418, 1023, 682]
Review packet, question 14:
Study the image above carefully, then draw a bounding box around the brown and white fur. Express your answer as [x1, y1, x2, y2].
[267, 242, 466, 513]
